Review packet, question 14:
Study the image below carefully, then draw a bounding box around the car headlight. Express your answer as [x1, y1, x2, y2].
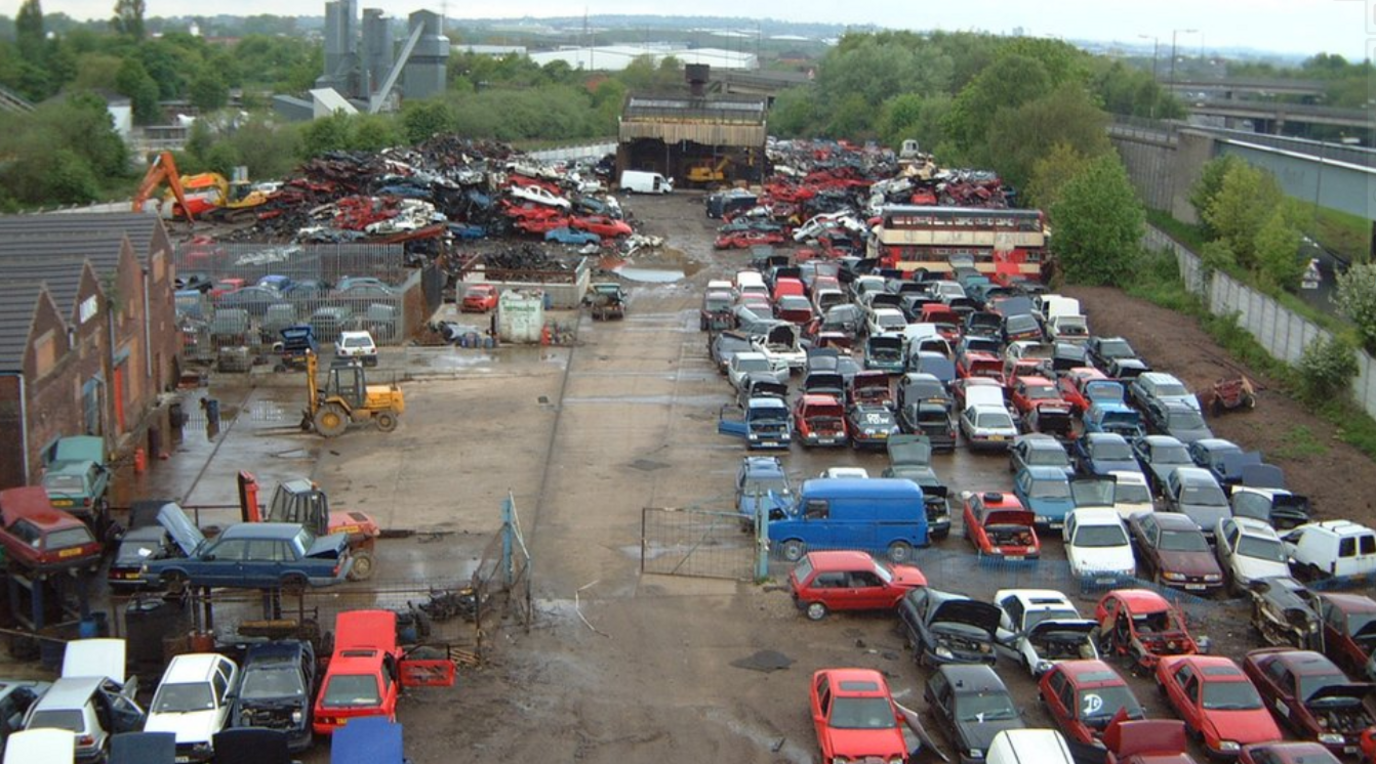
[1162, 571, 1185, 581]
[1035, 660, 1054, 675]
[1318, 733, 1345, 745]
[935, 645, 954, 659]
[1218, 741, 1240, 753]
[291, 709, 303, 723]
[969, 749, 984, 759]
[748, 434, 759, 441]
[1204, 574, 1222, 582]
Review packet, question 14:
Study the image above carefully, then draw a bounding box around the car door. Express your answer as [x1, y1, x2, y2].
[1167, 663, 1200, 728]
[199, 538, 248, 585]
[1217, 520, 1240, 577]
[212, 660, 234, 733]
[1139, 516, 1162, 574]
[102, 680, 146, 734]
[717, 405, 748, 439]
[1317, 599, 1357, 672]
[811, 674, 832, 755]
[847, 569, 889, 609]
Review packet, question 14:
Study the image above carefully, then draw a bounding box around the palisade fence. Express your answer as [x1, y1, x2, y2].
[1145, 226, 1376, 417]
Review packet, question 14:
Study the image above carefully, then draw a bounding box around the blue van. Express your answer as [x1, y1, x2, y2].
[769, 478, 928, 564]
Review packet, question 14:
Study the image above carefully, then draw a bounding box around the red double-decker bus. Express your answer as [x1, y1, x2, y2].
[866, 205, 1049, 283]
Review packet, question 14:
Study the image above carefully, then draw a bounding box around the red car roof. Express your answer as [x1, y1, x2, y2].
[1317, 593, 1376, 613]
[1158, 655, 1246, 678]
[0, 486, 83, 528]
[803, 550, 879, 572]
[819, 668, 891, 696]
[1104, 589, 1172, 614]
[1058, 659, 1130, 688]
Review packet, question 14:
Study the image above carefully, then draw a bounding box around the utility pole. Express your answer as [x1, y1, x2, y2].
[1170, 28, 1198, 94]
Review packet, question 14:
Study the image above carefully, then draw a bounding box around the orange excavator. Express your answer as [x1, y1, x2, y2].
[132, 151, 196, 224]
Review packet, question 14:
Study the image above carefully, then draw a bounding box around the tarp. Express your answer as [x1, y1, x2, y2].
[331, 716, 405, 764]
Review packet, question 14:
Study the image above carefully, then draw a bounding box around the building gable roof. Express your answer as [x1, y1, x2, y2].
[0, 281, 50, 371]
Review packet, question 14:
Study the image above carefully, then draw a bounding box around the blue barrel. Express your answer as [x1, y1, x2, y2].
[204, 398, 221, 427]
[78, 612, 108, 638]
[483, 336, 495, 349]
[543, 292, 552, 310]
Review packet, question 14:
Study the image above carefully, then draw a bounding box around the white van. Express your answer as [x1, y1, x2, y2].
[619, 170, 673, 194]
[987, 729, 1075, 764]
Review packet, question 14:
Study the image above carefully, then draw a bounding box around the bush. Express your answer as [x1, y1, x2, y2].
[1335, 262, 1376, 353]
[1297, 334, 1358, 404]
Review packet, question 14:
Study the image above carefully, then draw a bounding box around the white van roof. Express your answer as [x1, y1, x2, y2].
[964, 386, 1005, 410]
[987, 729, 1074, 764]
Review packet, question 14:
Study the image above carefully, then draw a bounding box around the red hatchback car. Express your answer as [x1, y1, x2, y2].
[1154, 655, 1282, 758]
[789, 550, 926, 621]
[461, 284, 499, 312]
[1039, 659, 1147, 745]
[962, 491, 1039, 560]
[809, 668, 911, 764]
[0, 487, 103, 573]
[1095, 589, 1199, 671]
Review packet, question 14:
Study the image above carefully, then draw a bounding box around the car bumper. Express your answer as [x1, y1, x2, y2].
[965, 436, 1012, 452]
[928, 518, 952, 540]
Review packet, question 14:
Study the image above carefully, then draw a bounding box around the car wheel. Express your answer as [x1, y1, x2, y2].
[780, 539, 806, 563]
[805, 602, 828, 621]
[887, 541, 914, 565]
[347, 549, 375, 581]
[162, 570, 188, 593]
[374, 412, 399, 432]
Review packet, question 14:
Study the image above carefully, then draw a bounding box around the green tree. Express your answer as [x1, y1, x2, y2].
[201, 142, 241, 178]
[1188, 155, 1244, 233]
[299, 111, 352, 157]
[1253, 200, 1308, 289]
[824, 93, 874, 139]
[1049, 154, 1145, 286]
[767, 87, 817, 138]
[188, 68, 229, 111]
[224, 118, 300, 179]
[1297, 334, 1358, 404]
[1204, 161, 1284, 269]
[112, 0, 145, 40]
[983, 83, 1110, 188]
[114, 58, 160, 124]
[16, 0, 45, 63]
[945, 54, 1052, 155]
[1335, 263, 1376, 353]
[400, 99, 453, 144]
[878, 93, 925, 149]
[349, 113, 402, 151]
[1027, 142, 1092, 210]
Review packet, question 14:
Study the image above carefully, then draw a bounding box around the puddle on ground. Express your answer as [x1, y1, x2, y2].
[601, 250, 702, 283]
[614, 265, 685, 283]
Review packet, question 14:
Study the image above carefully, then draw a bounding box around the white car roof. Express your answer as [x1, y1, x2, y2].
[1108, 470, 1148, 486]
[1231, 517, 1280, 537]
[1068, 508, 1127, 526]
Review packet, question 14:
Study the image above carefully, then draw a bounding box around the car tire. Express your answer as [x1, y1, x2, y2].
[887, 541, 914, 564]
[805, 602, 828, 621]
[780, 539, 806, 563]
[314, 403, 349, 438]
[162, 570, 188, 593]
[348, 549, 376, 581]
[374, 412, 399, 432]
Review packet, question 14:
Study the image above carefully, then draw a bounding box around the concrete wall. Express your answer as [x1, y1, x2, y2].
[1109, 127, 1217, 222]
[1146, 226, 1376, 417]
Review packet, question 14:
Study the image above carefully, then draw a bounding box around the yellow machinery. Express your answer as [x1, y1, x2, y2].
[302, 352, 405, 437]
[172, 171, 269, 223]
[687, 156, 732, 185]
[132, 151, 196, 223]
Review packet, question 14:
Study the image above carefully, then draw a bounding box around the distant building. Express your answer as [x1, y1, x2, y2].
[529, 45, 757, 72]
[457, 45, 528, 57]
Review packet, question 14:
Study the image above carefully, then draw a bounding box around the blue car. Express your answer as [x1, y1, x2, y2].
[142, 515, 352, 591]
[545, 227, 601, 245]
[734, 456, 793, 529]
[1083, 401, 1145, 440]
[1073, 433, 1139, 477]
[1013, 465, 1077, 530]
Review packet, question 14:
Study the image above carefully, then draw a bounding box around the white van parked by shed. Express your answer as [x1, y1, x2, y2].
[619, 170, 674, 194]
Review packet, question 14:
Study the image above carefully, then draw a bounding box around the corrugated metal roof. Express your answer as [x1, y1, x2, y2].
[623, 94, 767, 124]
[0, 213, 162, 264]
[0, 281, 44, 371]
[619, 121, 767, 147]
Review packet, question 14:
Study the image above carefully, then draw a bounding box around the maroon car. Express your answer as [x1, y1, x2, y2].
[0, 486, 103, 573]
[1310, 593, 1376, 680]
[1127, 512, 1225, 594]
[1241, 648, 1375, 758]
[1239, 742, 1341, 764]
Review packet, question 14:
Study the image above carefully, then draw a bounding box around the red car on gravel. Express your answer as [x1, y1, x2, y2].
[789, 550, 926, 621]
[1241, 648, 1375, 758]
[1155, 655, 1282, 758]
[1039, 659, 1146, 745]
[809, 668, 911, 764]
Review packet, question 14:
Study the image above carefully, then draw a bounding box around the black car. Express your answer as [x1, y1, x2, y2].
[898, 588, 1001, 667]
[899, 403, 957, 451]
[1087, 336, 1137, 373]
[231, 640, 316, 752]
[108, 499, 186, 591]
[846, 404, 899, 450]
[1143, 399, 1214, 444]
[924, 665, 1025, 764]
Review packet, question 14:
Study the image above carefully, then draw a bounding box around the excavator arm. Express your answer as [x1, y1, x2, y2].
[132, 151, 196, 223]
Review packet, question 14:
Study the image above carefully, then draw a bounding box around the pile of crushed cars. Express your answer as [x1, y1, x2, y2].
[708, 138, 1013, 255]
[221, 136, 660, 262]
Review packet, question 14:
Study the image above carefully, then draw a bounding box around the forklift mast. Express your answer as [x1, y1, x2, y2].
[237, 471, 328, 535]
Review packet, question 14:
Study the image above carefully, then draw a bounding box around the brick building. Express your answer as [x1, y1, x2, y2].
[0, 213, 179, 490]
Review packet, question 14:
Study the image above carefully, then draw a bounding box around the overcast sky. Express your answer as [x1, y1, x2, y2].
[33, 0, 1372, 59]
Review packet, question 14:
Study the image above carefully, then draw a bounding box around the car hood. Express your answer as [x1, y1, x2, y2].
[887, 434, 932, 466]
[820, 726, 907, 760]
[957, 715, 1026, 750]
[307, 532, 350, 558]
[1177, 504, 1230, 529]
[930, 600, 1003, 635]
[1203, 706, 1281, 743]
[1156, 550, 1221, 576]
[1072, 545, 1135, 573]
[890, 565, 929, 588]
[1305, 682, 1375, 705]
[144, 709, 224, 744]
[156, 502, 206, 557]
[1231, 557, 1289, 582]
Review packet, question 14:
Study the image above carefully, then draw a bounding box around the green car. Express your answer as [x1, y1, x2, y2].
[40, 436, 110, 530]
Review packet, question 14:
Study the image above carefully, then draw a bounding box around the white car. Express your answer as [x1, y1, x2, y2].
[1107, 470, 1154, 519]
[959, 404, 1018, 452]
[818, 467, 869, 480]
[1063, 508, 1135, 583]
[727, 352, 785, 390]
[1215, 516, 1290, 591]
[335, 329, 378, 367]
[508, 184, 571, 210]
[750, 324, 806, 372]
[993, 589, 1099, 676]
[1282, 520, 1376, 580]
[866, 308, 908, 337]
[144, 653, 239, 763]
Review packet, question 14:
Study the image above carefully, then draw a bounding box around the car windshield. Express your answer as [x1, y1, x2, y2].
[705, 295, 732, 311]
[1237, 535, 1287, 563]
[1092, 441, 1132, 460]
[738, 358, 769, 373]
[829, 697, 897, 729]
[115, 539, 163, 564]
[26, 710, 84, 732]
[46, 527, 95, 549]
[1349, 614, 1376, 642]
[1074, 525, 1128, 548]
[1158, 529, 1210, 552]
[1031, 481, 1071, 500]
[1169, 410, 1206, 429]
[1007, 316, 1038, 332]
[1299, 674, 1354, 702]
[957, 692, 1019, 722]
[321, 674, 381, 708]
[878, 314, 906, 330]
[1099, 340, 1132, 358]
[153, 682, 216, 713]
[1181, 484, 1227, 506]
[464, 287, 489, 298]
[744, 477, 789, 496]
[1201, 681, 1263, 710]
[1115, 482, 1152, 505]
[1025, 608, 1080, 629]
[241, 665, 305, 700]
[1026, 386, 1059, 400]
[1077, 687, 1141, 720]
[1155, 382, 1189, 397]
[1153, 445, 1192, 464]
[977, 412, 1015, 429]
[343, 337, 371, 349]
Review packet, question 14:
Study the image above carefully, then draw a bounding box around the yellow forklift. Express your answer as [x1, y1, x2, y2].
[301, 351, 405, 437]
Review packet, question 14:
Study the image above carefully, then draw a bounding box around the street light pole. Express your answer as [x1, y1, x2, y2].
[1138, 34, 1160, 80]
[1170, 28, 1198, 93]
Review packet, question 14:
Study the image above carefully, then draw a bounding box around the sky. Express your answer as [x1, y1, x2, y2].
[23, 0, 1374, 59]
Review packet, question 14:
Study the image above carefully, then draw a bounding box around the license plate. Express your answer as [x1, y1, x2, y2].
[1344, 747, 1356, 755]
[1184, 584, 1205, 591]
[989, 435, 1005, 441]
[1049, 522, 1064, 530]
[51, 499, 73, 507]
[1005, 555, 1024, 562]
[175, 757, 190, 764]
[817, 438, 835, 445]
[58, 547, 82, 558]
[1095, 577, 1115, 585]
[760, 442, 778, 448]
[875, 432, 888, 438]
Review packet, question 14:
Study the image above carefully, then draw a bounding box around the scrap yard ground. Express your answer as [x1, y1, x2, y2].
[77, 192, 1376, 762]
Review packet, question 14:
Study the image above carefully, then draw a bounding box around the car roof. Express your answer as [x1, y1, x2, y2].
[1058, 659, 1128, 686]
[1106, 589, 1171, 612]
[742, 456, 785, 475]
[1023, 465, 1070, 481]
[1085, 432, 1127, 444]
[1316, 593, 1376, 613]
[1160, 654, 1245, 676]
[219, 522, 305, 540]
[1261, 650, 1343, 675]
[798, 393, 843, 405]
[819, 668, 891, 697]
[1152, 513, 1202, 530]
[1108, 470, 1147, 485]
[803, 550, 878, 571]
[1070, 508, 1125, 526]
[1193, 438, 1238, 452]
[162, 653, 233, 683]
[1231, 517, 1279, 535]
[937, 664, 1005, 692]
[1173, 467, 1216, 483]
[1142, 435, 1185, 447]
[998, 589, 1073, 606]
[1296, 520, 1374, 536]
[1141, 372, 1181, 384]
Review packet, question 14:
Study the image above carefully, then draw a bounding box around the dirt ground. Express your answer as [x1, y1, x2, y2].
[1066, 286, 1376, 528]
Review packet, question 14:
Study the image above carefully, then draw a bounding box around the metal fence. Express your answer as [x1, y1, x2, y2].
[1146, 226, 1376, 418]
[174, 242, 409, 285]
[640, 507, 758, 581]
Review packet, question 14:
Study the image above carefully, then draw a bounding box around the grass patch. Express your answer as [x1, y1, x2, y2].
[1146, 209, 1209, 251]
[1309, 205, 1370, 266]
[1272, 425, 1328, 459]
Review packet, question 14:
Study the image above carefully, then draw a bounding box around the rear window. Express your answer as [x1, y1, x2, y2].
[343, 337, 373, 349]
[46, 527, 95, 550]
[322, 674, 382, 707]
[27, 709, 85, 732]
